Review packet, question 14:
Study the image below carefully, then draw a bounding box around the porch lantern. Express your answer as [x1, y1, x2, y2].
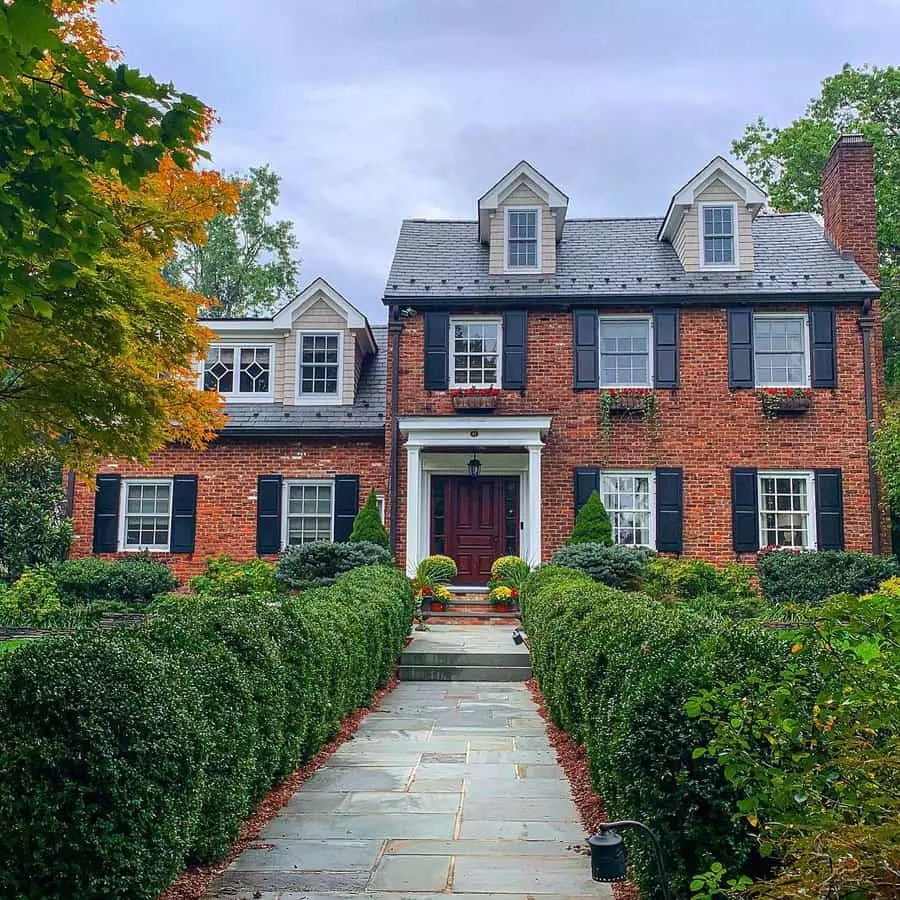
[588, 821, 671, 899]
[467, 452, 482, 479]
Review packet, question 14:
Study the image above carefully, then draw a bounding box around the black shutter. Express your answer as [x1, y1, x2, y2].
[809, 306, 837, 388]
[728, 308, 754, 389]
[815, 469, 844, 550]
[574, 467, 601, 515]
[92, 474, 121, 553]
[170, 475, 198, 554]
[731, 467, 759, 552]
[502, 310, 527, 390]
[333, 475, 360, 542]
[653, 309, 679, 389]
[655, 467, 683, 553]
[423, 311, 449, 390]
[256, 475, 282, 555]
[573, 310, 599, 390]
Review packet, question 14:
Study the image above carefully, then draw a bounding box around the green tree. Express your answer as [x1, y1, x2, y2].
[732, 64, 900, 381]
[568, 490, 613, 545]
[163, 165, 301, 317]
[349, 489, 389, 548]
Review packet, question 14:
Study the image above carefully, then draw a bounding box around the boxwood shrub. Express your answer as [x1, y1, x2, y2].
[520, 566, 783, 897]
[276, 540, 392, 590]
[549, 542, 651, 589]
[52, 557, 178, 605]
[0, 564, 413, 900]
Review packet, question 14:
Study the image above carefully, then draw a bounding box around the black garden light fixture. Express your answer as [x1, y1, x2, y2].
[588, 820, 671, 900]
[467, 452, 482, 479]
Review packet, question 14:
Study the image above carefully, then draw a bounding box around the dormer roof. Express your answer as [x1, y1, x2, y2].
[477, 161, 569, 243]
[658, 156, 767, 242]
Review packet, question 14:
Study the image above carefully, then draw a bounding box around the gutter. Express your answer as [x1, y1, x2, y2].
[860, 297, 882, 553]
[388, 305, 402, 556]
[216, 427, 385, 440]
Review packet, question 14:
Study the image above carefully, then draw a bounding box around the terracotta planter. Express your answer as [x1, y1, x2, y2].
[452, 394, 498, 413]
[430, 600, 446, 612]
[493, 602, 513, 613]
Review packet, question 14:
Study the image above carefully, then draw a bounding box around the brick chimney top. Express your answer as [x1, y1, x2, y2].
[821, 134, 879, 285]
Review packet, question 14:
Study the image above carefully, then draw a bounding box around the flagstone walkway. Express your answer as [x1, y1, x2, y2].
[205, 627, 610, 898]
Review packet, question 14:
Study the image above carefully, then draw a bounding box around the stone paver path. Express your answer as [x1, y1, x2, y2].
[206, 627, 610, 898]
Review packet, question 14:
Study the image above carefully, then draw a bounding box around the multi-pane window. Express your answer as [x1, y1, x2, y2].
[451, 319, 500, 387]
[285, 482, 333, 545]
[203, 344, 272, 397]
[507, 209, 538, 268]
[754, 316, 808, 387]
[122, 480, 171, 550]
[702, 205, 735, 265]
[759, 473, 813, 549]
[600, 473, 653, 547]
[599, 317, 652, 386]
[299, 333, 340, 396]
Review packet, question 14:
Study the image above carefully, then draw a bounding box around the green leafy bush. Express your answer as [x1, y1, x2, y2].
[0, 568, 62, 624]
[568, 490, 612, 545]
[349, 489, 389, 547]
[757, 549, 899, 606]
[189, 554, 279, 598]
[520, 566, 782, 897]
[489, 555, 530, 589]
[275, 541, 392, 590]
[52, 557, 178, 605]
[0, 565, 413, 899]
[550, 543, 651, 589]
[642, 557, 761, 617]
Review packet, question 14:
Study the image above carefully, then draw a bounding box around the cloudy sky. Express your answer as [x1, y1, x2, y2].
[99, 0, 899, 322]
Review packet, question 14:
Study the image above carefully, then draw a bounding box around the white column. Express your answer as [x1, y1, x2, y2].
[526, 443, 543, 565]
[405, 445, 422, 577]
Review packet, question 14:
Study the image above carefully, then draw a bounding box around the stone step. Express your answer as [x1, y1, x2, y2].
[398, 663, 533, 682]
[425, 609, 519, 619]
[401, 651, 527, 667]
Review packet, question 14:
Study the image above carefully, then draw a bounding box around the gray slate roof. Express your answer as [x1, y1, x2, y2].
[219, 325, 386, 438]
[384, 213, 877, 303]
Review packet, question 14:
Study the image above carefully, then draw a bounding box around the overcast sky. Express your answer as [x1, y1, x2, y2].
[99, 0, 900, 322]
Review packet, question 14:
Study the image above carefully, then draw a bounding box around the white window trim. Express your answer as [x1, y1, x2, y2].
[375, 493, 386, 524]
[600, 469, 657, 550]
[295, 331, 344, 405]
[757, 470, 817, 551]
[449, 316, 503, 389]
[752, 312, 811, 389]
[598, 314, 654, 388]
[200, 342, 276, 402]
[698, 201, 740, 271]
[504, 205, 542, 274]
[118, 478, 174, 552]
[281, 478, 335, 548]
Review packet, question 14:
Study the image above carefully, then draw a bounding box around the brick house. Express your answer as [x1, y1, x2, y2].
[73, 136, 884, 585]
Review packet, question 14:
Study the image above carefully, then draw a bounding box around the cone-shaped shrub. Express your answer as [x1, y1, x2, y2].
[349, 489, 390, 548]
[567, 490, 612, 545]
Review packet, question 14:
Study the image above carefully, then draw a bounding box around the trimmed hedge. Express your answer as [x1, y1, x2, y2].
[520, 566, 783, 897]
[276, 540, 392, 589]
[549, 543, 651, 590]
[0, 565, 413, 900]
[52, 557, 178, 605]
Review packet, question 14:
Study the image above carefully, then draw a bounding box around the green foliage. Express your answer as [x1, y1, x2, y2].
[0, 452, 72, 582]
[413, 554, 458, 591]
[349, 490, 390, 548]
[0, 565, 413, 899]
[642, 558, 762, 617]
[520, 566, 782, 897]
[164, 165, 301, 316]
[550, 542, 651, 589]
[275, 541, 392, 590]
[52, 557, 178, 606]
[0, 568, 62, 624]
[489, 555, 530, 589]
[189, 554, 279, 598]
[757, 549, 898, 606]
[874, 403, 900, 507]
[568, 491, 612, 545]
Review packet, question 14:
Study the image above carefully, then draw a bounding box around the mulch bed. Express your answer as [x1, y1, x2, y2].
[157, 675, 399, 900]
[526, 678, 640, 900]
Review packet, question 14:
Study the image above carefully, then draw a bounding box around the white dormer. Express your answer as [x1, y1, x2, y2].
[658, 157, 767, 273]
[478, 162, 568, 276]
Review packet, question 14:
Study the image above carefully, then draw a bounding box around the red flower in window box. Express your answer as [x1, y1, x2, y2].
[758, 388, 813, 418]
[450, 387, 500, 413]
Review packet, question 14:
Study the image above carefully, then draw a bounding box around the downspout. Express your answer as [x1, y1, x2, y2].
[860, 297, 881, 553]
[388, 305, 403, 556]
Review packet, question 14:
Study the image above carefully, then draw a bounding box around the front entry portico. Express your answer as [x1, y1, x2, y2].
[398, 416, 552, 581]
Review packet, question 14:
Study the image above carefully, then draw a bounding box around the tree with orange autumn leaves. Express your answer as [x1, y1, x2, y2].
[0, 0, 239, 472]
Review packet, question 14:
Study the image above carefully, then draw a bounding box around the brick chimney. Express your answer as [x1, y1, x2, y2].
[821, 134, 879, 285]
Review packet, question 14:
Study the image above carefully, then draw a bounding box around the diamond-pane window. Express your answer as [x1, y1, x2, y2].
[286, 482, 333, 545]
[204, 345, 271, 396]
[123, 481, 171, 550]
[239, 348, 271, 393]
[203, 347, 234, 393]
[300, 334, 340, 396]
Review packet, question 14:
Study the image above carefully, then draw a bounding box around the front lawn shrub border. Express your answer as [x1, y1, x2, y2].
[51, 556, 178, 605]
[550, 543, 652, 590]
[275, 540, 392, 590]
[0, 565, 414, 900]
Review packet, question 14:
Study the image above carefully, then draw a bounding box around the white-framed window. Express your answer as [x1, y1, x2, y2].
[283, 480, 334, 546]
[450, 317, 502, 388]
[202, 343, 274, 401]
[297, 331, 343, 402]
[599, 471, 655, 548]
[753, 314, 810, 388]
[758, 471, 816, 550]
[119, 478, 173, 551]
[505, 207, 540, 271]
[376, 494, 386, 524]
[699, 202, 738, 268]
[599, 315, 653, 387]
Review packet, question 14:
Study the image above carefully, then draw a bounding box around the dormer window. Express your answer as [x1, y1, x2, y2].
[700, 203, 737, 267]
[505, 208, 540, 270]
[298, 331, 343, 402]
[203, 344, 273, 400]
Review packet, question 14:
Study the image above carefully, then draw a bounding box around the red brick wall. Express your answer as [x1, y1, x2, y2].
[71, 437, 385, 579]
[389, 304, 877, 569]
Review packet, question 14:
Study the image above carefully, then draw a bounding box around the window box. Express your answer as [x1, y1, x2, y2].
[759, 388, 812, 418]
[604, 388, 655, 415]
[451, 387, 499, 413]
